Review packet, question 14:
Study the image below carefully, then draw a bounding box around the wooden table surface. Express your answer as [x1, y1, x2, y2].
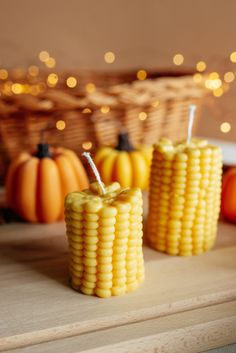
[0, 210, 236, 352]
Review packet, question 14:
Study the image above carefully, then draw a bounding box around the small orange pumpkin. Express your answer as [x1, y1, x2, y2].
[221, 167, 236, 222]
[5, 144, 89, 223]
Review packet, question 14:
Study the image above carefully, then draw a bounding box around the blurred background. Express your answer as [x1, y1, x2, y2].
[0, 0, 236, 183]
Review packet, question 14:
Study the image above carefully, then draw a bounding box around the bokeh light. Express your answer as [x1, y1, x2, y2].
[137, 70, 147, 80]
[213, 88, 224, 97]
[45, 57, 56, 68]
[56, 120, 66, 130]
[151, 100, 159, 108]
[230, 51, 236, 63]
[0, 69, 8, 80]
[196, 61, 206, 72]
[47, 73, 58, 87]
[39, 50, 50, 62]
[220, 122, 231, 133]
[2, 81, 13, 94]
[30, 85, 41, 95]
[100, 105, 110, 114]
[209, 72, 219, 79]
[28, 65, 39, 77]
[86, 83, 96, 93]
[82, 141, 93, 150]
[224, 71, 235, 83]
[205, 77, 222, 90]
[104, 51, 115, 64]
[11, 83, 23, 94]
[66, 76, 77, 88]
[173, 54, 184, 66]
[82, 108, 92, 114]
[193, 73, 203, 83]
[138, 112, 147, 121]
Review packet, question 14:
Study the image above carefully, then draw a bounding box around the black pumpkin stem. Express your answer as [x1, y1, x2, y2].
[115, 132, 134, 151]
[35, 143, 51, 159]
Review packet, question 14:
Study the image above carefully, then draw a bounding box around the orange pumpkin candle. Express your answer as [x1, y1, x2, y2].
[221, 168, 236, 222]
[5, 144, 89, 223]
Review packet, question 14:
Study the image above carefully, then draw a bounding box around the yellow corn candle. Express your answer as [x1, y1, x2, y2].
[65, 181, 144, 298]
[147, 138, 222, 256]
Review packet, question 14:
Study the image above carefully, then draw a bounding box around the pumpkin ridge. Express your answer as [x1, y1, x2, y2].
[17, 157, 39, 222]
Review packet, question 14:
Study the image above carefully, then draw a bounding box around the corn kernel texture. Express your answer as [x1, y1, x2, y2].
[65, 182, 144, 297]
[147, 138, 223, 256]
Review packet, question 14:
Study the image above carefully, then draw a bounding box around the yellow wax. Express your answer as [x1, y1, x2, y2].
[147, 138, 223, 256]
[65, 182, 144, 298]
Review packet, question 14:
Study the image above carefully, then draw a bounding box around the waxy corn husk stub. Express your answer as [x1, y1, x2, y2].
[65, 182, 144, 298]
[147, 138, 223, 256]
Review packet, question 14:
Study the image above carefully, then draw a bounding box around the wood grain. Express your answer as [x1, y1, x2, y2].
[0, 220, 236, 351]
[5, 302, 236, 353]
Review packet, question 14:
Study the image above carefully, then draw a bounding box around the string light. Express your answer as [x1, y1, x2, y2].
[104, 51, 115, 64]
[196, 61, 206, 72]
[1, 50, 236, 103]
[28, 65, 39, 77]
[45, 57, 56, 68]
[39, 51, 50, 62]
[23, 84, 30, 94]
[11, 83, 23, 94]
[224, 71, 235, 83]
[220, 122, 231, 133]
[151, 100, 159, 108]
[193, 73, 203, 83]
[82, 141, 93, 150]
[30, 85, 41, 95]
[3, 81, 13, 95]
[56, 120, 66, 130]
[100, 105, 110, 114]
[47, 73, 58, 87]
[213, 88, 224, 97]
[209, 72, 219, 79]
[205, 77, 222, 90]
[230, 51, 236, 63]
[137, 70, 147, 80]
[82, 108, 92, 114]
[138, 112, 147, 121]
[66, 76, 77, 88]
[0, 69, 8, 80]
[173, 54, 184, 66]
[86, 83, 96, 93]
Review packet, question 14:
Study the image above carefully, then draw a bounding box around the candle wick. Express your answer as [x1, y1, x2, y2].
[82, 152, 106, 195]
[187, 104, 197, 145]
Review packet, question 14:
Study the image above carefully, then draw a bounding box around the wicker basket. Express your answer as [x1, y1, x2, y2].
[0, 72, 207, 184]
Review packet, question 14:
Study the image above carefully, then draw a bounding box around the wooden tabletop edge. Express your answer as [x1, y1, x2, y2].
[1, 288, 236, 352]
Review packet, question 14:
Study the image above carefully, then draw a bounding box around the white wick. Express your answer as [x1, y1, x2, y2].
[82, 152, 106, 195]
[187, 104, 197, 145]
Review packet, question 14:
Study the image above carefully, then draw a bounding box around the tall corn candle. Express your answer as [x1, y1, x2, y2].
[147, 137, 222, 256]
[64, 153, 144, 298]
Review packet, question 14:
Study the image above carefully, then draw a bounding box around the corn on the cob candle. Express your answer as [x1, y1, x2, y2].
[64, 153, 144, 298]
[147, 138, 222, 256]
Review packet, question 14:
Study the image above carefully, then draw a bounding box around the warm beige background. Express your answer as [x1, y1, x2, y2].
[0, 0, 236, 140]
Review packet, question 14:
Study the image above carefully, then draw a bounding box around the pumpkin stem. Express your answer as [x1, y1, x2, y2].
[35, 143, 51, 159]
[115, 132, 134, 151]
